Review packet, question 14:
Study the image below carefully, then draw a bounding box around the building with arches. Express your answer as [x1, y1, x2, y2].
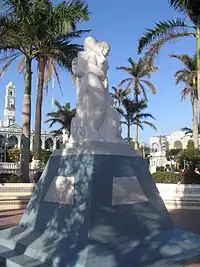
[149, 130, 195, 173]
[0, 82, 62, 162]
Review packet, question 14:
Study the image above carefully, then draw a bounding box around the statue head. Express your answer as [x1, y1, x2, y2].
[98, 41, 110, 57]
[84, 36, 98, 52]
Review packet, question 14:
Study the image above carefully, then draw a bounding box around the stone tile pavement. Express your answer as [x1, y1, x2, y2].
[0, 208, 200, 266]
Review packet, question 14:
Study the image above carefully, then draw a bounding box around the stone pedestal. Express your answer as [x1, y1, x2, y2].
[0, 142, 200, 267]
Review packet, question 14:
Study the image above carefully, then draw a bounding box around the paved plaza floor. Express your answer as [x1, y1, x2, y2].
[0, 208, 200, 266]
[0, 208, 200, 233]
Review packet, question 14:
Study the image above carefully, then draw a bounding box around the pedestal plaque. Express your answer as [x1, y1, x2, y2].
[112, 176, 148, 205]
[44, 176, 74, 204]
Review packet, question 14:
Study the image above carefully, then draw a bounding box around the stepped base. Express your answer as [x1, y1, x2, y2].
[0, 227, 200, 267]
[0, 142, 199, 267]
[0, 244, 49, 267]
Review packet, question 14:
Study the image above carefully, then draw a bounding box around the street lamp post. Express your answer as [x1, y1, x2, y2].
[4, 142, 8, 162]
[0, 146, 3, 162]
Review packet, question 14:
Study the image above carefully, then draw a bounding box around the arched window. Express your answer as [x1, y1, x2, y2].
[152, 142, 159, 152]
[56, 140, 61, 149]
[0, 135, 5, 147]
[8, 135, 18, 148]
[174, 140, 182, 150]
[45, 138, 54, 151]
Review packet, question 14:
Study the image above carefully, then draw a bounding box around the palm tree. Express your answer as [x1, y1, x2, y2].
[117, 98, 156, 143]
[138, 0, 200, 121]
[45, 100, 76, 138]
[0, 0, 89, 172]
[0, 0, 52, 181]
[111, 86, 131, 109]
[33, 0, 89, 166]
[170, 54, 199, 148]
[116, 57, 157, 149]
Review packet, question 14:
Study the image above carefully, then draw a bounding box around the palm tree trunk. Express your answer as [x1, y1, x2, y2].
[192, 98, 199, 149]
[20, 58, 32, 182]
[134, 81, 139, 150]
[196, 25, 200, 128]
[33, 57, 45, 167]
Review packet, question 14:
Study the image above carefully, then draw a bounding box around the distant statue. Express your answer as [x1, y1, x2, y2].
[62, 129, 69, 145]
[69, 36, 123, 143]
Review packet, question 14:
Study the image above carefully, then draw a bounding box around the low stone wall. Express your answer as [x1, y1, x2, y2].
[0, 183, 200, 211]
[156, 183, 200, 210]
[0, 183, 35, 210]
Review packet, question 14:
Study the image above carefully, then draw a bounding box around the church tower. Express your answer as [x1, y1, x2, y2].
[3, 82, 16, 127]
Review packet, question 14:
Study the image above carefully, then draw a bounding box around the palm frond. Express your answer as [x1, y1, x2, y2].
[118, 78, 132, 88]
[52, 0, 90, 33]
[0, 53, 21, 78]
[127, 57, 136, 69]
[138, 82, 148, 100]
[141, 121, 157, 131]
[175, 69, 191, 84]
[140, 79, 156, 94]
[168, 0, 200, 23]
[133, 112, 156, 122]
[53, 64, 63, 96]
[116, 66, 132, 73]
[17, 56, 25, 74]
[138, 18, 194, 54]
[144, 31, 194, 65]
[181, 86, 193, 100]
[181, 126, 193, 135]
[169, 53, 196, 70]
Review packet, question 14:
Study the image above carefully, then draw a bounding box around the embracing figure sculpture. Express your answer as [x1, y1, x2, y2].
[70, 36, 123, 143]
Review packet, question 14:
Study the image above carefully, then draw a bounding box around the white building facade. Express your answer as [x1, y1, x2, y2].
[149, 130, 195, 173]
[0, 82, 62, 161]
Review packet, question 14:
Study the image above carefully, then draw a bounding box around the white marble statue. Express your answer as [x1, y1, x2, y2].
[62, 129, 69, 144]
[69, 36, 123, 143]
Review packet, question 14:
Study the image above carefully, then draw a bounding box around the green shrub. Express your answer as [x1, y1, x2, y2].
[0, 173, 23, 183]
[7, 149, 20, 162]
[156, 166, 165, 172]
[152, 171, 183, 184]
[178, 149, 200, 170]
[40, 150, 52, 165]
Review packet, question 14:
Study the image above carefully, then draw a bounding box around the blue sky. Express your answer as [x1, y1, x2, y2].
[0, 0, 196, 143]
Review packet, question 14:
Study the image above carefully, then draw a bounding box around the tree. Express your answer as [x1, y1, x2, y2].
[170, 54, 199, 148]
[187, 139, 195, 150]
[33, 0, 89, 166]
[116, 57, 157, 149]
[111, 86, 130, 109]
[117, 98, 156, 143]
[0, 0, 53, 181]
[166, 148, 182, 160]
[178, 148, 200, 171]
[138, 0, 200, 122]
[45, 100, 76, 138]
[7, 148, 20, 163]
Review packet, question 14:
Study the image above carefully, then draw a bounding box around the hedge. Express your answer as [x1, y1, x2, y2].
[152, 171, 200, 184]
[0, 173, 23, 183]
[152, 172, 183, 184]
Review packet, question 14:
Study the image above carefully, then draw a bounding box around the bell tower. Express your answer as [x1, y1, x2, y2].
[3, 81, 16, 127]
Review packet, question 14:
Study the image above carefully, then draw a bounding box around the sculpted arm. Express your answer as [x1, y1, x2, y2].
[72, 56, 85, 77]
[88, 62, 106, 80]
